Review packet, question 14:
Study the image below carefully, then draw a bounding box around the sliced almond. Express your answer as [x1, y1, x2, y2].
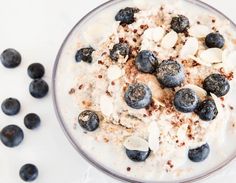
[148, 121, 160, 152]
[222, 50, 236, 71]
[183, 84, 207, 100]
[143, 27, 165, 42]
[199, 48, 223, 64]
[161, 30, 178, 49]
[107, 65, 123, 81]
[100, 95, 113, 117]
[210, 93, 223, 114]
[189, 25, 211, 38]
[189, 55, 211, 67]
[180, 37, 199, 59]
[124, 136, 149, 152]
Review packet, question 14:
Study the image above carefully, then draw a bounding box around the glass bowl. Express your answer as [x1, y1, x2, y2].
[52, 0, 236, 182]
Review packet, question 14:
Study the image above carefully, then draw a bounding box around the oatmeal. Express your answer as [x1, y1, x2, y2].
[55, 0, 236, 181]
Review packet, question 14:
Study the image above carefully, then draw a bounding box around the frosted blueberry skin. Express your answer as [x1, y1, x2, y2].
[124, 83, 152, 109]
[110, 43, 130, 61]
[188, 143, 210, 162]
[29, 79, 49, 98]
[195, 99, 218, 121]
[19, 164, 38, 182]
[1, 98, 21, 116]
[126, 148, 150, 162]
[0, 48, 21, 68]
[27, 63, 45, 79]
[78, 110, 99, 132]
[115, 7, 139, 24]
[135, 50, 159, 73]
[0, 125, 24, 148]
[75, 47, 95, 63]
[203, 73, 230, 97]
[24, 113, 41, 130]
[205, 33, 225, 48]
[156, 60, 185, 88]
[170, 15, 190, 33]
[174, 88, 199, 113]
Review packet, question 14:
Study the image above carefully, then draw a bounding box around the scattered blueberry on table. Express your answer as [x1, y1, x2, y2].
[27, 63, 45, 79]
[24, 113, 41, 130]
[0, 125, 24, 148]
[29, 79, 49, 98]
[124, 83, 152, 109]
[0, 48, 21, 68]
[1, 97, 21, 116]
[19, 164, 38, 182]
[78, 110, 99, 131]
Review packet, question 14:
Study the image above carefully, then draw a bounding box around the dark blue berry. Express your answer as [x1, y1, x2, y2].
[203, 73, 230, 97]
[75, 47, 95, 63]
[171, 15, 190, 33]
[188, 143, 210, 162]
[1, 98, 21, 116]
[205, 33, 225, 48]
[196, 99, 218, 121]
[115, 7, 139, 24]
[135, 50, 159, 73]
[24, 113, 41, 130]
[29, 79, 49, 98]
[78, 110, 99, 131]
[126, 148, 150, 162]
[27, 63, 45, 79]
[110, 43, 130, 61]
[156, 60, 185, 88]
[174, 88, 199, 113]
[0, 125, 24, 148]
[19, 164, 38, 182]
[124, 83, 152, 109]
[0, 48, 21, 68]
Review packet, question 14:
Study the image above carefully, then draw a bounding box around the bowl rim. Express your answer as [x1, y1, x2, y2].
[52, 0, 236, 182]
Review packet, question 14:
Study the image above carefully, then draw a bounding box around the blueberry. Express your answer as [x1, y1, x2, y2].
[124, 83, 152, 109]
[188, 143, 210, 162]
[171, 15, 190, 33]
[0, 125, 24, 148]
[110, 43, 130, 61]
[115, 7, 139, 24]
[156, 60, 185, 88]
[27, 63, 45, 79]
[24, 113, 41, 130]
[174, 88, 199, 113]
[196, 99, 218, 121]
[78, 110, 99, 131]
[75, 47, 95, 63]
[19, 164, 38, 182]
[29, 79, 49, 98]
[1, 98, 21, 116]
[0, 48, 21, 68]
[205, 33, 225, 48]
[135, 50, 159, 73]
[126, 148, 150, 162]
[203, 73, 230, 97]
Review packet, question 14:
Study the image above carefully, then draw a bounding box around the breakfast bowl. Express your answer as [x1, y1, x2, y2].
[52, 0, 236, 182]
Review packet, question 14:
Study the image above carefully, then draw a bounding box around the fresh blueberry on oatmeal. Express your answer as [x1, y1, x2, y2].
[75, 47, 95, 63]
[156, 60, 185, 88]
[203, 73, 230, 97]
[124, 83, 152, 109]
[188, 143, 210, 162]
[110, 43, 130, 61]
[205, 32, 225, 48]
[78, 110, 99, 131]
[170, 15, 190, 33]
[195, 99, 218, 121]
[115, 7, 139, 24]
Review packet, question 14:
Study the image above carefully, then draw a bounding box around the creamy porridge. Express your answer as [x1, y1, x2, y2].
[55, 0, 236, 181]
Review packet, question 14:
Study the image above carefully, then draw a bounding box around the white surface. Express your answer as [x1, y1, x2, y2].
[0, 0, 236, 182]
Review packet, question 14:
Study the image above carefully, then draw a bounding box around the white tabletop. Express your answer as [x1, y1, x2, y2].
[0, 0, 236, 182]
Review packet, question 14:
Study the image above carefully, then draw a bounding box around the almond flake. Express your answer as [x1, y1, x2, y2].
[148, 121, 160, 152]
[100, 95, 113, 117]
[161, 30, 178, 49]
[180, 37, 199, 59]
[143, 27, 165, 42]
[199, 48, 223, 64]
[107, 65, 123, 81]
[189, 25, 211, 38]
[183, 84, 207, 100]
[124, 136, 149, 152]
